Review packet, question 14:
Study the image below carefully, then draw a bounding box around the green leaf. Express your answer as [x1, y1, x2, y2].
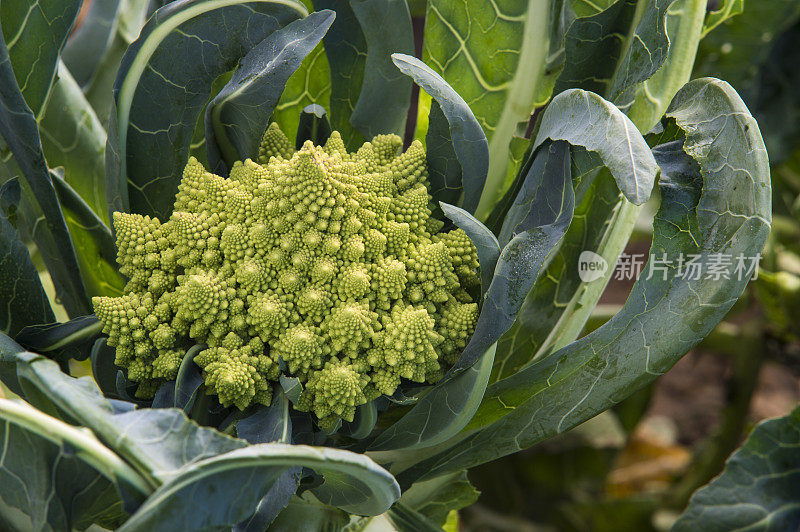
[369, 342, 495, 451]
[492, 169, 631, 379]
[395, 78, 771, 483]
[91, 338, 119, 397]
[205, 10, 335, 173]
[51, 171, 126, 297]
[448, 140, 574, 376]
[173, 344, 205, 413]
[312, 0, 366, 149]
[439, 202, 500, 295]
[554, 0, 675, 104]
[119, 444, 399, 529]
[421, 0, 552, 218]
[62, 0, 151, 101]
[0, 200, 53, 337]
[268, 495, 349, 530]
[0, 398, 151, 529]
[40, 62, 112, 225]
[347, 0, 414, 139]
[270, 39, 332, 144]
[295, 103, 333, 149]
[14, 315, 101, 363]
[0, 26, 90, 317]
[673, 406, 800, 531]
[386, 502, 443, 532]
[108, 0, 308, 219]
[532, 88, 658, 205]
[61, 0, 127, 88]
[0, 330, 26, 396]
[425, 102, 463, 209]
[0, 0, 81, 116]
[400, 470, 479, 526]
[237, 392, 292, 444]
[392, 54, 489, 215]
[280, 374, 304, 405]
[83, 0, 153, 126]
[235, 468, 301, 532]
[701, 0, 744, 37]
[494, 0, 708, 378]
[341, 401, 377, 440]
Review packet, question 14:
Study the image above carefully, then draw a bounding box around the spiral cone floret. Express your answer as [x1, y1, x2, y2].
[92, 123, 479, 420]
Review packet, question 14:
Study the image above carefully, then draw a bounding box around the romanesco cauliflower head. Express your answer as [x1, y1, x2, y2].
[93, 123, 480, 425]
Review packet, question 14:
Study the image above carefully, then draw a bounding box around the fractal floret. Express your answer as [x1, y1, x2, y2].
[93, 123, 480, 425]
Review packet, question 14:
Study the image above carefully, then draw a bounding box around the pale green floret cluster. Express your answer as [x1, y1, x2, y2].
[93, 123, 480, 425]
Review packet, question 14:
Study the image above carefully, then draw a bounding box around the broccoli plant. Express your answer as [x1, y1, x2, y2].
[0, 0, 773, 530]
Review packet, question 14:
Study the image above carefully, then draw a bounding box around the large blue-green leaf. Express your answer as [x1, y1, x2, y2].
[554, 0, 675, 104]
[674, 406, 800, 531]
[108, 0, 308, 219]
[369, 342, 495, 451]
[119, 444, 399, 530]
[0, 0, 81, 116]
[4, 346, 246, 487]
[346, 0, 413, 139]
[492, 168, 628, 380]
[0, 26, 89, 317]
[0, 203, 53, 337]
[394, 78, 771, 483]
[532, 88, 658, 206]
[448, 140, 574, 376]
[0, 398, 149, 530]
[205, 10, 335, 173]
[392, 54, 488, 215]
[492, 0, 710, 380]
